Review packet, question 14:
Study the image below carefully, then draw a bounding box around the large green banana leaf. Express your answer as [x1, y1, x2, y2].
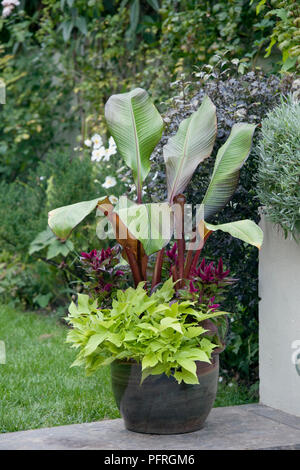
[105, 88, 163, 198]
[48, 195, 173, 257]
[114, 197, 173, 256]
[163, 95, 217, 203]
[202, 123, 256, 220]
[48, 197, 108, 241]
[48, 196, 143, 259]
[205, 219, 263, 249]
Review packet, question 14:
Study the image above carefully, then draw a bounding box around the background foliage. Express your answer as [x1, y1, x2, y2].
[253, 0, 300, 73]
[1, 0, 297, 182]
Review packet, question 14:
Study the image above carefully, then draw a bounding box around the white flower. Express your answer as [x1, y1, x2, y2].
[91, 148, 104, 162]
[108, 136, 116, 149]
[89, 136, 116, 162]
[228, 382, 234, 388]
[39, 176, 45, 181]
[218, 376, 223, 383]
[91, 134, 103, 149]
[84, 138, 92, 147]
[109, 195, 118, 204]
[101, 146, 116, 162]
[1, 0, 19, 17]
[108, 146, 117, 156]
[2, 5, 13, 16]
[99, 136, 117, 161]
[104, 148, 115, 161]
[2, 0, 20, 5]
[102, 176, 117, 189]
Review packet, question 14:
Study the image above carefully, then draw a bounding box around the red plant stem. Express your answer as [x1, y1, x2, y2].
[124, 246, 143, 287]
[177, 239, 185, 286]
[135, 183, 145, 282]
[151, 248, 165, 291]
[171, 264, 178, 289]
[137, 240, 143, 279]
[173, 194, 186, 287]
[137, 182, 142, 204]
[141, 254, 148, 281]
[183, 239, 195, 279]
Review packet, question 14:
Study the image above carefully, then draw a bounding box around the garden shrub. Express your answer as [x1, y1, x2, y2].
[1, 0, 289, 185]
[253, 0, 300, 73]
[158, 1, 258, 75]
[0, 18, 74, 182]
[257, 96, 300, 238]
[0, 252, 68, 309]
[144, 61, 288, 382]
[0, 179, 45, 255]
[0, 149, 126, 308]
[0, 151, 95, 255]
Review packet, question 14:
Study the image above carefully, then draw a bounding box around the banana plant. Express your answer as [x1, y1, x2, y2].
[48, 87, 263, 289]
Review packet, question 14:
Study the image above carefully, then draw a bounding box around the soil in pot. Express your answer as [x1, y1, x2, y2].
[111, 354, 219, 434]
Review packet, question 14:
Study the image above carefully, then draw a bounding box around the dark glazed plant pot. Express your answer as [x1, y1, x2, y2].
[111, 354, 220, 434]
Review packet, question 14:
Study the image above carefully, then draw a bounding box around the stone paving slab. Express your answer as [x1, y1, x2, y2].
[1, 404, 300, 450]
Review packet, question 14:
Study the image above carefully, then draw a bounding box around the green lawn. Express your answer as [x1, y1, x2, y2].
[0, 305, 256, 433]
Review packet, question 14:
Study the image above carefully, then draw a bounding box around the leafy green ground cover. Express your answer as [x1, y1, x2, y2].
[0, 305, 257, 433]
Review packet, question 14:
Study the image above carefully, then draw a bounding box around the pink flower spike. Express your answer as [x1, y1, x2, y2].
[208, 296, 220, 311]
[207, 261, 214, 272]
[217, 257, 223, 274]
[189, 281, 198, 293]
[200, 258, 206, 271]
[166, 242, 178, 262]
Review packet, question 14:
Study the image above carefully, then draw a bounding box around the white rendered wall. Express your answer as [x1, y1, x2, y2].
[259, 214, 300, 416]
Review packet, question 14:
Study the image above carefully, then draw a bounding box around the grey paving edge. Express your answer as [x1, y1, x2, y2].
[1, 404, 300, 450]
